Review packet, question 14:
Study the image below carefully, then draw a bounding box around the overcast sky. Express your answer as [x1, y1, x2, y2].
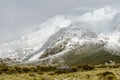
[0, 0, 120, 43]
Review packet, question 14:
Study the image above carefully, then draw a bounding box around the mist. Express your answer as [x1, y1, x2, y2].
[0, 0, 120, 43]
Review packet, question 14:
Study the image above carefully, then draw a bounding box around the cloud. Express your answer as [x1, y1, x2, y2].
[0, 0, 119, 43]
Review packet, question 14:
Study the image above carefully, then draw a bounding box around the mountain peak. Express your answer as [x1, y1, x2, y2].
[80, 7, 118, 22]
[0, 7, 120, 65]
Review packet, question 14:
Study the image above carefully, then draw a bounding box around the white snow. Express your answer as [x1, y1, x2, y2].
[28, 50, 45, 61]
[80, 7, 118, 22]
[0, 15, 71, 59]
[0, 7, 120, 61]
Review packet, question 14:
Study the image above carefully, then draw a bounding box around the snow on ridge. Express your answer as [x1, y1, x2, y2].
[27, 7, 120, 61]
[0, 7, 120, 61]
[80, 7, 118, 22]
[0, 15, 72, 59]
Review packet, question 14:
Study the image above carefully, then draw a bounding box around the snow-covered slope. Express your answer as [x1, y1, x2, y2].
[0, 7, 120, 65]
[0, 15, 72, 60]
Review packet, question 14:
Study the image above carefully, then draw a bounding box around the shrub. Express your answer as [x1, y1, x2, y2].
[30, 67, 37, 72]
[101, 72, 114, 76]
[48, 72, 54, 75]
[28, 73, 36, 77]
[2, 67, 9, 73]
[37, 66, 56, 72]
[6, 68, 16, 74]
[70, 66, 78, 72]
[37, 72, 43, 75]
[99, 71, 118, 80]
[79, 65, 95, 71]
[22, 67, 30, 73]
[54, 70, 66, 74]
[15, 66, 22, 73]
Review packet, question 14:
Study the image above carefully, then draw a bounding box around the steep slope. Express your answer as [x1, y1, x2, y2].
[0, 15, 71, 61]
[28, 7, 120, 65]
[0, 7, 120, 65]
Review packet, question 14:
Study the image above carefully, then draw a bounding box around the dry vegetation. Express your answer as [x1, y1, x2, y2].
[0, 63, 119, 80]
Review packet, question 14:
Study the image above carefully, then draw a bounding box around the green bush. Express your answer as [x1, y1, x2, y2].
[78, 65, 95, 71]
[37, 66, 56, 72]
[99, 71, 118, 80]
[70, 66, 78, 72]
[22, 67, 30, 73]
[15, 66, 22, 73]
[28, 73, 36, 77]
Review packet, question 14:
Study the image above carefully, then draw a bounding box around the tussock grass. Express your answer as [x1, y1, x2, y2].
[0, 63, 119, 80]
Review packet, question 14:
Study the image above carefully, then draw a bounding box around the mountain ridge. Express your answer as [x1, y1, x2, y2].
[0, 7, 120, 65]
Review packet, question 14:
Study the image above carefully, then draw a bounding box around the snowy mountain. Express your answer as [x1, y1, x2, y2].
[0, 7, 120, 65]
[0, 15, 71, 60]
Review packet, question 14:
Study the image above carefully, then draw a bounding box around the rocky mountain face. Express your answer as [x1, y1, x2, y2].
[0, 7, 120, 65]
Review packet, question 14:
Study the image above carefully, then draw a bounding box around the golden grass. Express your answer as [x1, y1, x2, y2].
[0, 67, 119, 80]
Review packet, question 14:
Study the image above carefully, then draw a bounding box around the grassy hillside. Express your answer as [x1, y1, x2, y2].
[36, 47, 120, 66]
[0, 63, 119, 80]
